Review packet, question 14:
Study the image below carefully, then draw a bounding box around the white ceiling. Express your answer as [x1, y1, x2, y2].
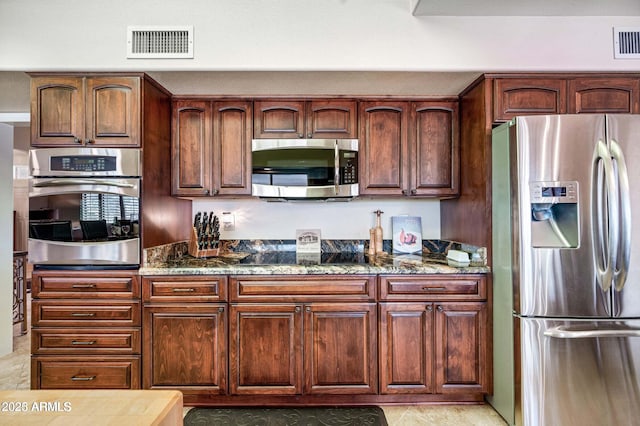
[412, 0, 640, 16]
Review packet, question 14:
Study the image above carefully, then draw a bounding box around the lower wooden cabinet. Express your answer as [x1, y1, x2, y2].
[229, 302, 377, 396]
[30, 270, 141, 390]
[142, 304, 227, 395]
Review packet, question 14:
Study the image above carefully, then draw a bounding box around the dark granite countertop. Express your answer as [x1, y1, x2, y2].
[140, 247, 490, 276]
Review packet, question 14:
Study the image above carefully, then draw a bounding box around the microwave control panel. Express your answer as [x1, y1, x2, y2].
[50, 155, 118, 172]
[340, 151, 358, 184]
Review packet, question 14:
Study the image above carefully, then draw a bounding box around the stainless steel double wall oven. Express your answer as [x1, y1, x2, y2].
[28, 148, 141, 267]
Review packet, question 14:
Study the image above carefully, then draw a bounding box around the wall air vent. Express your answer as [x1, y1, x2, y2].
[127, 26, 193, 59]
[614, 27, 640, 59]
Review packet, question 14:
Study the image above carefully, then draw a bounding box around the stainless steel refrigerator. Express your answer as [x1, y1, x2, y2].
[489, 114, 640, 426]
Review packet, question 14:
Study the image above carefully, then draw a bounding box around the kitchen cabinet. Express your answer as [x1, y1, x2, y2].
[253, 99, 357, 139]
[359, 100, 459, 197]
[229, 275, 377, 396]
[568, 77, 640, 114]
[378, 275, 489, 395]
[172, 99, 252, 196]
[30, 75, 140, 147]
[30, 270, 141, 390]
[493, 75, 640, 122]
[141, 276, 228, 396]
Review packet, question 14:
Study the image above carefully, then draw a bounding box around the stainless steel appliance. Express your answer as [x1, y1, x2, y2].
[251, 139, 358, 200]
[28, 148, 141, 267]
[490, 114, 640, 425]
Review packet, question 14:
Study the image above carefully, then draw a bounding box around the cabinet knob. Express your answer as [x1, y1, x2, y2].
[402, 190, 409, 195]
[307, 133, 312, 138]
[212, 189, 219, 195]
[437, 305, 444, 312]
[73, 137, 82, 144]
[85, 138, 94, 144]
[295, 306, 301, 313]
[298, 133, 304, 138]
[426, 305, 433, 312]
[305, 306, 311, 312]
[218, 306, 224, 313]
[411, 189, 417, 195]
[204, 189, 210, 195]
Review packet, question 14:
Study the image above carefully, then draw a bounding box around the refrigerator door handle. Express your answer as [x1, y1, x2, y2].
[591, 139, 619, 292]
[544, 325, 640, 339]
[609, 139, 631, 292]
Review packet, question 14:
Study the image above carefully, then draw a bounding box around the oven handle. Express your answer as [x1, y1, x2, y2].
[32, 179, 136, 189]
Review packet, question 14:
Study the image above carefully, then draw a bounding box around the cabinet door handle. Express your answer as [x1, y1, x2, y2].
[422, 286, 445, 291]
[72, 284, 96, 289]
[71, 375, 96, 381]
[172, 288, 195, 292]
[71, 312, 96, 317]
[71, 340, 96, 345]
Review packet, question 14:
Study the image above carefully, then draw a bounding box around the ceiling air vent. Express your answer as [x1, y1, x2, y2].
[614, 27, 640, 59]
[127, 26, 193, 59]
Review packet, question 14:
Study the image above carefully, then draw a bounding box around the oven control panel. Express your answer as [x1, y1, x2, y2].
[50, 155, 118, 172]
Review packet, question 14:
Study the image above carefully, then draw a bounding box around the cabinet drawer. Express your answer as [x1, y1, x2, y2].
[32, 271, 139, 299]
[379, 275, 486, 301]
[230, 275, 376, 301]
[142, 276, 227, 302]
[32, 301, 140, 327]
[32, 356, 140, 389]
[32, 328, 140, 355]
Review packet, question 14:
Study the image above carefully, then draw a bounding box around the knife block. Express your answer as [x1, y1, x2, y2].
[188, 227, 221, 258]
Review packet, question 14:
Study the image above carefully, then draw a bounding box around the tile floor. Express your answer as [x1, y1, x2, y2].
[0, 296, 507, 425]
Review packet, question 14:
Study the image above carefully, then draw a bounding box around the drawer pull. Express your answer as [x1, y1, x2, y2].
[72, 284, 96, 289]
[422, 287, 446, 291]
[71, 340, 96, 345]
[172, 288, 196, 292]
[71, 313, 96, 317]
[71, 375, 96, 381]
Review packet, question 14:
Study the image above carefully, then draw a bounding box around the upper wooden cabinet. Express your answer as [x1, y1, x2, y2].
[493, 78, 568, 122]
[493, 75, 640, 122]
[569, 77, 640, 114]
[359, 100, 459, 197]
[172, 99, 252, 197]
[254, 99, 357, 139]
[31, 75, 140, 147]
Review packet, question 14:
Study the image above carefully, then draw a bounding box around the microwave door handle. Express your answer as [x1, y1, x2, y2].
[544, 325, 640, 339]
[33, 179, 136, 189]
[334, 140, 340, 195]
[610, 139, 631, 291]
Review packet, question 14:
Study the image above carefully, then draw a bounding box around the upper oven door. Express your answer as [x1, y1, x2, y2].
[30, 147, 140, 177]
[251, 139, 358, 199]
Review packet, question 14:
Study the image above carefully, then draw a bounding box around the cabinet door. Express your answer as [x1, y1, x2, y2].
[304, 303, 377, 395]
[171, 100, 213, 196]
[569, 77, 640, 114]
[254, 100, 305, 138]
[379, 302, 434, 394]
[213, 101, 253, 195]
[143, 305, 227, 394]
[493, 78, 567, 122]
[435, 302, 488, 394]
[359, 101, 410, 195]
[412, 102, 459, 197]
[30, 76, 85, 146]
[229, 304, 303, 395]
[306, 100, 358, 139]
[85, 77, 140, 146]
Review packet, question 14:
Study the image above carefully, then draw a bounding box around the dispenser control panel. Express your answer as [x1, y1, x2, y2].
[530, 181, 578, 204]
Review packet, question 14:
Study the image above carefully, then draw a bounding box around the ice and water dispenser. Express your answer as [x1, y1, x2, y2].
[529, 181, 579, 248]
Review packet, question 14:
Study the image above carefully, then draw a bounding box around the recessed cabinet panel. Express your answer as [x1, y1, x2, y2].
[86, 77, 140, 145]
[304, 303, 377, 394]
[307, 100, 358, 138]
[569, 78, 640, 114]
[254, 100, 305, 138]
[214, 101, 253, 195]
[31, 77, 84, 145]
[379, 303, 434, 394]
[493, 78, 567, 122]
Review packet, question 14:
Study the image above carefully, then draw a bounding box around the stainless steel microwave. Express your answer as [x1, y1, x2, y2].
[251, 139, 359, 200]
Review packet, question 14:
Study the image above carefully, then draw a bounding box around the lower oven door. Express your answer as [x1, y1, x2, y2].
[28, 177, 140, 267]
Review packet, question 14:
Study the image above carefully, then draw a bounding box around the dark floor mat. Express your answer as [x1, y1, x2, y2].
[183, 406, 389, 426]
